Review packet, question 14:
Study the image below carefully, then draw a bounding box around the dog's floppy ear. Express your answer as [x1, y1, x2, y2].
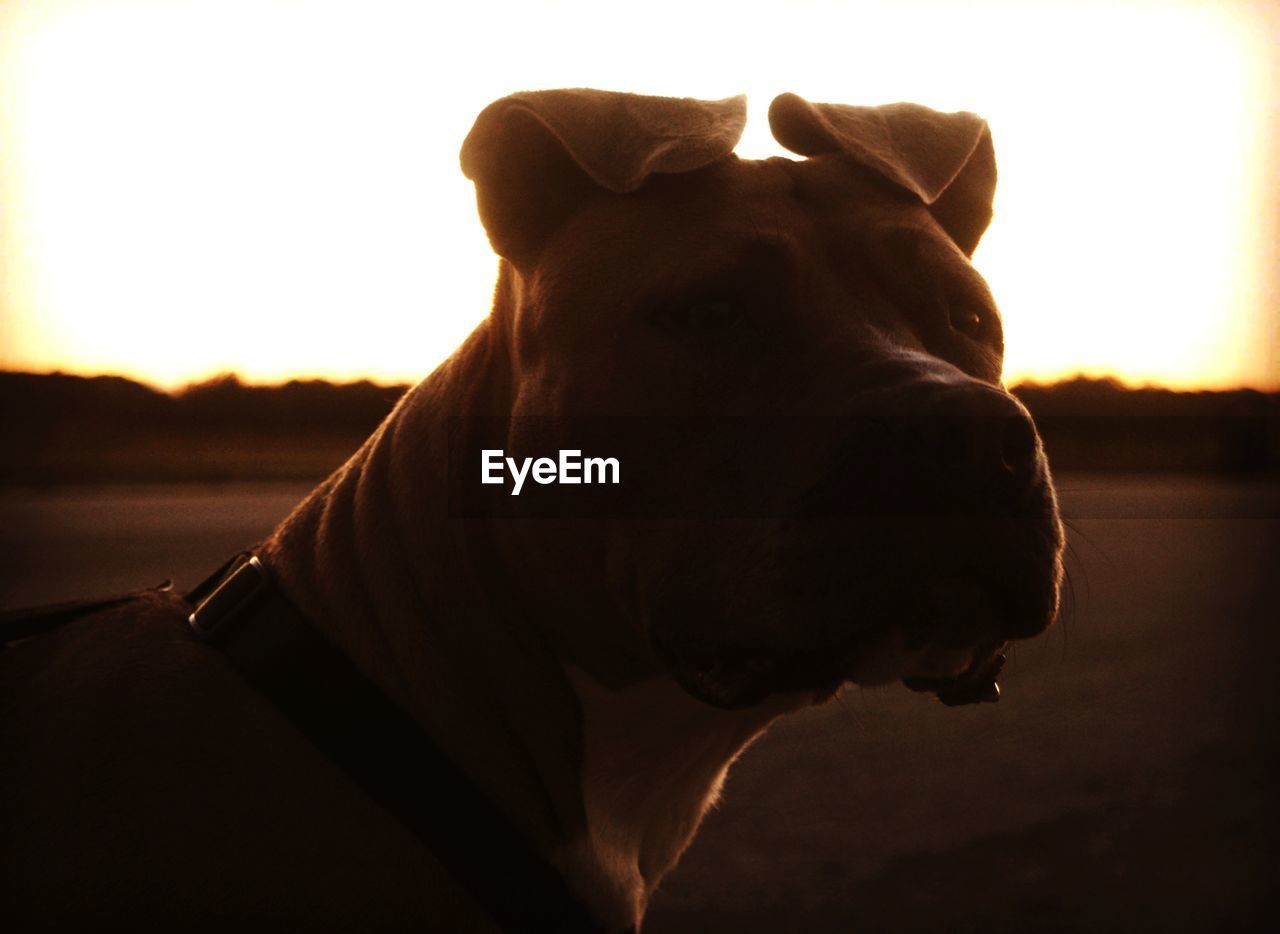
[768, 92, 996, 256]
[461, 89, 747, 263]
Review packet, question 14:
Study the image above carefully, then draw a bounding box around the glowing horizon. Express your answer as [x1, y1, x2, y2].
[1, 0, 1276, 392]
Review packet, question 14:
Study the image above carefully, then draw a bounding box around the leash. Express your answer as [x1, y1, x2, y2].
[3, 557, 606, 933]
[184, 552, 606, 934]
[0, 582, 174, 645]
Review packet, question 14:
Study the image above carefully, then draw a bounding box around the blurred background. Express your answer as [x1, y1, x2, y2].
[1, 0, 1277, 930]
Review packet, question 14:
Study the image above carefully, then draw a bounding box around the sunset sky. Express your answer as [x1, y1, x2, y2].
[1, 0, 1276, 391]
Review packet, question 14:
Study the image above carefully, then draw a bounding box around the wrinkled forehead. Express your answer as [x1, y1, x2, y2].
[546, 153, 952, 281]
[768, 154, 928, 227]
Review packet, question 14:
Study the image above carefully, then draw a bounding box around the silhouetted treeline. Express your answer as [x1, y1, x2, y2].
[1011, 377, 1276, 418]
[0, 371, 1275, 483]
[1013, 377, 1278, 473]
[0, 372, 407, 484]
[0, 371, 407, 432]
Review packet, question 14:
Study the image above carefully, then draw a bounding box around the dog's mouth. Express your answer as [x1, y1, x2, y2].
[901, 643, 1006, 706]
[655, 626, 1015, 711]
[633, 463, 1064, 711]
[649, 568, 1055, 710]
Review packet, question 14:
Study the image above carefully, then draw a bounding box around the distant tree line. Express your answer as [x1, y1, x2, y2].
[0, 371, 408, 433]
[1012, 377, 1277, 473]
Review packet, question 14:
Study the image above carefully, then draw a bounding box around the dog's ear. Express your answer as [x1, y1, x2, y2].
[768, 92, 996, 256]
[461, 89, 746, 263]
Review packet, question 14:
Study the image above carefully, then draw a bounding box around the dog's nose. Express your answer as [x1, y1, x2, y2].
[997, 409, 1039, 478]
[922, 385, 1042, 494]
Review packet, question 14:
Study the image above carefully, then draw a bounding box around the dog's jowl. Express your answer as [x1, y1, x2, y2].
[1, 90, 1063, 933]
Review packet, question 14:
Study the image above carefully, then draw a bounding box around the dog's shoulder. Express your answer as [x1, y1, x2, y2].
[0, 592, 500, 932]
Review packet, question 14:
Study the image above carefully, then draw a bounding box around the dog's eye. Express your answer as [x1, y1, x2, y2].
[950, 307, 984, 339]
[675, 300, 742, 332]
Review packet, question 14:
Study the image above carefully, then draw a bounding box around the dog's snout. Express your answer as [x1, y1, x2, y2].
[923, 385, 1042, 495]
[998, 412, 1039, 477]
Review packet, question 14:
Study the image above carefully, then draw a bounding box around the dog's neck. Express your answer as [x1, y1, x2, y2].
[561, 667, 797, 927]
[261, 306, 795, 931]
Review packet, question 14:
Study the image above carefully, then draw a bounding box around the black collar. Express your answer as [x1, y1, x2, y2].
[186, 553, 606, 934]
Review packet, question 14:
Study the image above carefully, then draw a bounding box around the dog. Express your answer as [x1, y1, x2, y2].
[0, 90, 1063, 933]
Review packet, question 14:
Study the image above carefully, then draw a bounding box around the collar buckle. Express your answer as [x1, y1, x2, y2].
[188, 554, 269, 641]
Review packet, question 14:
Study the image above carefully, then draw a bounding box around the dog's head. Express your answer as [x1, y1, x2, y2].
[460, 89, 1063, 708]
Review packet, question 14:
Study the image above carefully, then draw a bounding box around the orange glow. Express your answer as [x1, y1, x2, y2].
[1, 0, 1276, 390]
